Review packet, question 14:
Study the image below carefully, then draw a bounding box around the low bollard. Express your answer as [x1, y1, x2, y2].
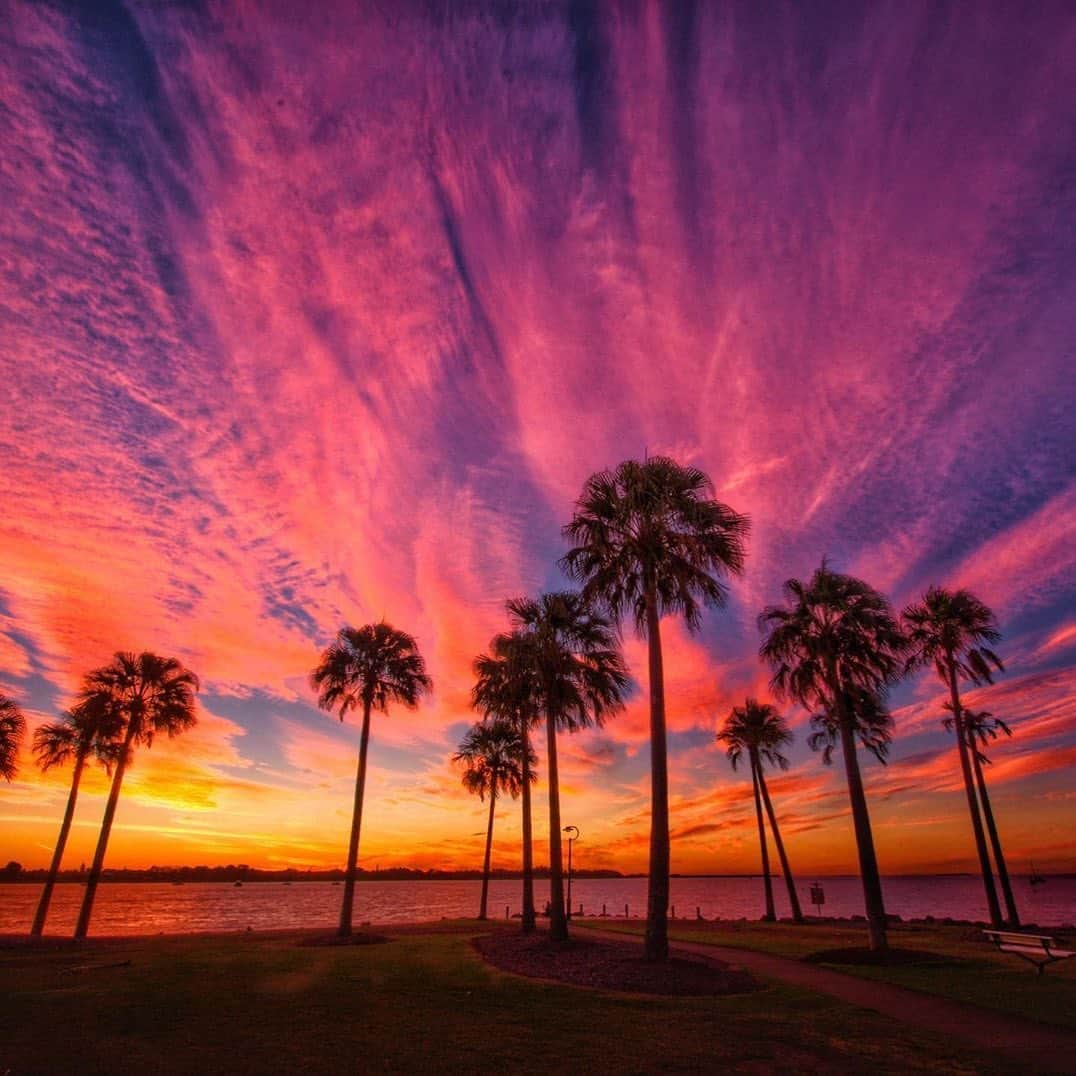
[505, 905, 510, 919]
[624, 903, 629, 918]
[602, 903, 607, 917]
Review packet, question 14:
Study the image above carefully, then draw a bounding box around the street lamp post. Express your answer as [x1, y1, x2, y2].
[563, 825, 579, 920]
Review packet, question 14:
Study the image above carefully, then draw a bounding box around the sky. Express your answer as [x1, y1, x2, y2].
[0, 1, 1074, 878]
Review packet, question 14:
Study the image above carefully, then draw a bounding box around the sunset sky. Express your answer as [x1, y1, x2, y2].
[1, 2, 1074, 879]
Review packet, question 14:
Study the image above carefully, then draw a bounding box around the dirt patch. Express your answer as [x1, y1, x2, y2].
[805, 946, 958, 967]
[474, 929, 758, 997]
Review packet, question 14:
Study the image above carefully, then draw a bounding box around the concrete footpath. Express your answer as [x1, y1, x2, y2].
[578, 925, 1076, 1073]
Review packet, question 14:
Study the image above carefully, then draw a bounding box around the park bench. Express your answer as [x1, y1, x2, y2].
[982, 930, 1075, 974]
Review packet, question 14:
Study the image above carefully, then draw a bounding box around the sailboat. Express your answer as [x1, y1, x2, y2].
[1029, 861, 1047, 887]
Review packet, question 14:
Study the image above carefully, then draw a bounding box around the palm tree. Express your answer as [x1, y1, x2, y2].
[31, 698, 124, 936]
[760, 562, 908, 952]
[0, 693, 26, 781]
[502, 592, 629, 942]
[473, 632, 541, 932]
[562, 456, 748, 961]
[902, 586, 1005, 928]
[310, 622, 432, 938]
[74, 652, 200, 939]
[454, 717, 534, 920]
[946, 704, 1020, 927]
[717, 699, 804, 923]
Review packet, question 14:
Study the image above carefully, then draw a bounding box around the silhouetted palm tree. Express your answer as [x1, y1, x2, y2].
[946, 703, 1019, 927]
[454, 717, 534, 920]
[311, 622, 431, 938]
[717, 699, 804, 923]
[74, 652, 200, 939]
[563, 457, 748, 961]
[760, 562, 907, 952]
[0, 693, 26, 782]
[903, 586, 1005, 928]
[473, 631, 541, 932]
[31, 699, 124, 936]
[503, 592, 628, 942]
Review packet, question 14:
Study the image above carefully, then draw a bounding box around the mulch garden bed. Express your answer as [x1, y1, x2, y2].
[474, 929, 758, 996]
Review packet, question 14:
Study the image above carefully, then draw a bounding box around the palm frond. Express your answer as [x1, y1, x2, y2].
[561, 456, 749, 634]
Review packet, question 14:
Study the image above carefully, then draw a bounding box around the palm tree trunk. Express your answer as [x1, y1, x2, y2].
[970, 738, 1019, 927]
[947, 663, 1003, 928]
[545, 706, 568, 942]
[478, 783, 496, 920]
[644, 585, 670, 962]
[750, 754, 776, 921]
[520, 715, 536, 933]
[338, 699, 372, 938]
[32, 751, 86, 936]
[836, 705, 888, 952]
[75, 725, 136, 939]
[757, 765, 803, 922]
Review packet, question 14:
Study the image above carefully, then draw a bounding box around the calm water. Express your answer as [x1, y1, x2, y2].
[1, 876, 1073, 936]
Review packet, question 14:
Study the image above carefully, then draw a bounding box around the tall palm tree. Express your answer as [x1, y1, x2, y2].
[503, 592, 629, 942]
[760, 562, 908, 952]
[310, 622, 432, 938]
[473, 632, 541, 932]
[945, 704, 1019, 927]
[562, 457, 748, 961]
[717, 699, 804, 923]
[0, 693, 26, 781]
[31, 698, 124, 936]
[74, 652, 199, 939]
[902, 586, 1005, 929]
[454, 717, 534, 920]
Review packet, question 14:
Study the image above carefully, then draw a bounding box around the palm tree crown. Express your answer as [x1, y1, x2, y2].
[454, 718, 532, 802]
[0, 693, 26, 781]
[33, 697, 124, 774]
[806, 687, 894, 764]
[760, 561, 908, 709]
[80, 652, 200, 748]
[561, 456, 749, 628]
[944, 705, 1012, 762]
[717, 698, 792, 772]
[504, 592, 629, 731]
[311, 621, 432, 718]
[902, 586, 1003, 685]
[472, 631, 540, 730]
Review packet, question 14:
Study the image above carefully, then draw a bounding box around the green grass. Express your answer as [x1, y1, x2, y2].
[0, 924, 1011, 1074]
[576, 918, 1076, 1032]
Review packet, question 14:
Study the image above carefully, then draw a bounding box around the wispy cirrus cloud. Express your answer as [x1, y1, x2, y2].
[0, 1, 1073, 874]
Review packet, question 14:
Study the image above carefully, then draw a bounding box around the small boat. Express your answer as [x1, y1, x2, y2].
[1029, 861, 1047, 887]
[233, 881, 243, 888]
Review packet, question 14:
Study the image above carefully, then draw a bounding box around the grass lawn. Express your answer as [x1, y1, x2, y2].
[576, 918, 1076, 1032]
[0, 923, 1011, 1074]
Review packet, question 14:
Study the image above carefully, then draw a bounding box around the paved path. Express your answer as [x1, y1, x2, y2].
[577, 925, 1076, 1072]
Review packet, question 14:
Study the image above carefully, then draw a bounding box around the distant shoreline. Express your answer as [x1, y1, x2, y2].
[2, 870, 1072, 884]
